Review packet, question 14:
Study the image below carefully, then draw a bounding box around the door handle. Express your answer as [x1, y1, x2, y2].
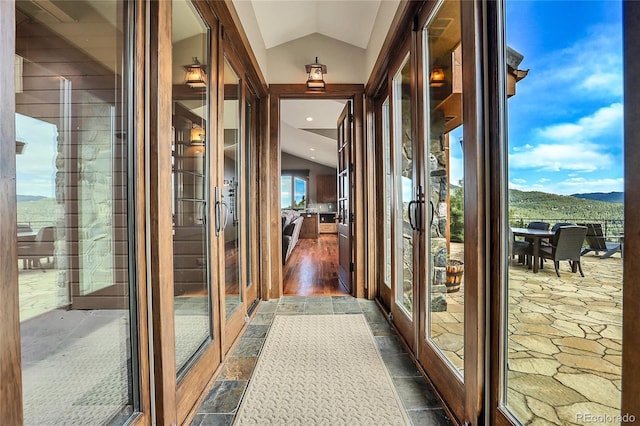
[214, 186, 229, 236]
[408, 200, 417, 231]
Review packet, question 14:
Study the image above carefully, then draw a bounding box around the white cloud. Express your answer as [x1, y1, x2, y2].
[537, 103, 622, 143]
[512, 178, 527, 184]
[511, 176, 624, 196]
[510, 142, 612, 172]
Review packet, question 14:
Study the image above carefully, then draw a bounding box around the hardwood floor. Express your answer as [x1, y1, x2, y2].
[283, 234, 348, 296]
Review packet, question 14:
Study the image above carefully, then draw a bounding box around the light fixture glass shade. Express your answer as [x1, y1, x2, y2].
[429, 66, 445, 87]
[184, 57, 207, 88]
[305, 57, 327, 90]
[190, 124, 205, 146]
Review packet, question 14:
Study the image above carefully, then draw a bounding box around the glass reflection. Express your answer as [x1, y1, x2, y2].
[16, 0, 136, 423]
[393, 55, 414, 316]
[382, 98, 392, 288]
[172, 0, 211, 374]
[426, 0, 465, 375]
[223, 57, 242, 318]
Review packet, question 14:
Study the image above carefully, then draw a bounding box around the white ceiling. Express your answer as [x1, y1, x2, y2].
[280, 99, 346, 168]
[233, 0, 393, 169]
[250, 0, 382, 49]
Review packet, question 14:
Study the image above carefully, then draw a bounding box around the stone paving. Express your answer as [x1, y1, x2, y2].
[430, 245, 623, 425]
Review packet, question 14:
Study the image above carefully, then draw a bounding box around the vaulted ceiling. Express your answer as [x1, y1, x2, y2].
[233, 0, 397, 169]
[249, 0, 382, 49]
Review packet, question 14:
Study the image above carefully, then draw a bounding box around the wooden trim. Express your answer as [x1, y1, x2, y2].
[269, 84, 365, 299]
[0, 2, 23, 423]
[207, 1, 268, 98]
[484, 0, 510, 424]
[365, 1, 423, 97]
[132, 0, 152, 421]
[461, 0, 486, 423]
[365, 96, 377, 299]
[147, 1, 178, 424]
[259, 94, 272, 300]
[623, 1, 640, 420]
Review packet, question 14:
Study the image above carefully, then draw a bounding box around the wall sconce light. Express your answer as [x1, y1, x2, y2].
[16, 140, 26, 155]
[429, 66, 446, 87]
[190, 124, 205, 146]
[305, 57, 327, 91]
[184, 57, 207, 88]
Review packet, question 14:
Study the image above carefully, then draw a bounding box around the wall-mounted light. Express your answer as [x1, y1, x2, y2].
[16, 140, 26, 155]
[184, 57, 207, 88]
[190, 124, 205, 146]
[429, 66, 446, 87]
[305, 57, 327, 91]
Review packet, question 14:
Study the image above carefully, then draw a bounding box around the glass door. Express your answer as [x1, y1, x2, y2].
[171, 0, 213, 376]
[417, 0, 473, 422]
[244, 88, 259, 307]
[389, 46, 420, 350]
[377, 96, 393, 309]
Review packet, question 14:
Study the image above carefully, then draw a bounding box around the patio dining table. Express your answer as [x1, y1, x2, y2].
[511, 227, 555, 273]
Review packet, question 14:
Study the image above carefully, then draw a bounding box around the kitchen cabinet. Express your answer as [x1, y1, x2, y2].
[319, 213, 337, 234]
[300, 213, 319, 239]
[316, 174, 337, 203]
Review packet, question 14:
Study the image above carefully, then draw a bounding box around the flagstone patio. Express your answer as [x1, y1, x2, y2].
[431, 245, 623, 425]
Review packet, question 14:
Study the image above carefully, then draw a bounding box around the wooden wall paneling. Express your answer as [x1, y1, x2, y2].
[0, 2, 24, 423]
[461, 0, 486, 423]
[147, 0, 177, 423]
[623, 1, 640, 420]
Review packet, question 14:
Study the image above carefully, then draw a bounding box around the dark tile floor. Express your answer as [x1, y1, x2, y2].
[190, 296, 452, 426]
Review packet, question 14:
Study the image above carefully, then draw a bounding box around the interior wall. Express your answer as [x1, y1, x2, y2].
[365, 0, 401, 79]
[267, 33, 366, 84]
[281, 152, 336, 207]
[231, 0, 268, 76]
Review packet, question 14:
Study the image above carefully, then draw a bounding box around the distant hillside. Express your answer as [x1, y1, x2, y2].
[570, 191, 623, 204]
[17, 195, 46, 202]
[17, 196, 58, 226]
[508, 189, 623, 225]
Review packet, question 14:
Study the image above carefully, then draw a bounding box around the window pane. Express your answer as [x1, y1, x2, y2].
[16, 0, 137, 423]
[281, 176, 292, 209]
[223, 57, 242, 319]
[382, 97, 392, 288]
[393, 54, 414, 316]
[504, 1, 623, 422]
[294, 177, 307, 209]
[425, 0, 465, 376]
[172, 0, 211, 374]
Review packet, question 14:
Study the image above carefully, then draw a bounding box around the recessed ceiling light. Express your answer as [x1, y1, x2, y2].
[306, 116, 313, 122]
[311, 156, 316, 160]
[310, 148, 316, 151]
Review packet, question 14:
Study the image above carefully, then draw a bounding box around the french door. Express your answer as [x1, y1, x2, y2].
[337, 101, 353, 294]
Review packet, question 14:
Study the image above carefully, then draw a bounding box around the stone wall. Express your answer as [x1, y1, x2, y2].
[429, 109, 449, 312]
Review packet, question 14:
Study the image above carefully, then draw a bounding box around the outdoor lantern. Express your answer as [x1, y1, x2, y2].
[305, 57, 327, 91]
[190, 124, 205, 146]
[429, 66, 445, 87]
[184, 57, 207, 88]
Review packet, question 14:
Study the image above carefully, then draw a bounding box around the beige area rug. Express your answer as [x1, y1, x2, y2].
[234, 314, 411, 425]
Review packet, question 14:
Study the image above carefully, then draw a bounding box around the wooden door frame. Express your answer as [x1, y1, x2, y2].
[268, 84, 365, 300]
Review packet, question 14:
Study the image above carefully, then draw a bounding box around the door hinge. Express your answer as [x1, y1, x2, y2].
[350, 212, 355, 222]
[388, 312, 394, 322]
[348, 113, 353, 123]
[350, 262, 355, 272]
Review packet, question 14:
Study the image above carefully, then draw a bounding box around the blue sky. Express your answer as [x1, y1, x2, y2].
[15, 113, 57, 197]
[450, 0, 623, 196]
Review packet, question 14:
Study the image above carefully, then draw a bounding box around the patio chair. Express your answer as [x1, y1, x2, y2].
[577, 223, 621, 259]
[539, 225, 588, 277]
[510, 228, 531, 265]
[30, 226, 55, 268]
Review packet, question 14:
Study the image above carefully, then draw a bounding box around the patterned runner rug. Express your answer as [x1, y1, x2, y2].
[234, 314, 410, 425]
